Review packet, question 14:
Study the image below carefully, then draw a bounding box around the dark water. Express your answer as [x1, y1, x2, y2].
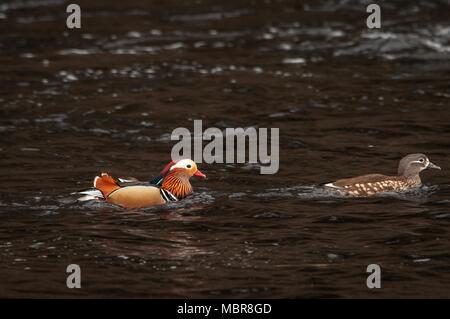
[1, 0, 450, 298]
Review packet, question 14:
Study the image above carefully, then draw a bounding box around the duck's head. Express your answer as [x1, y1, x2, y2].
[398, 153, 441, 177]
[159, 159, 206, 200]
[169, 159, 206, 178]
[160, 159, 206, 179]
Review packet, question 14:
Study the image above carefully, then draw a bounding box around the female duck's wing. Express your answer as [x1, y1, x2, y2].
[323, 174, 391, 189]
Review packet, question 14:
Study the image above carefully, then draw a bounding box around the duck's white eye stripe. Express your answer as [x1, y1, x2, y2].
[170, 159, 194, 170]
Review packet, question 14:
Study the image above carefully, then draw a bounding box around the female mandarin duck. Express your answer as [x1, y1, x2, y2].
[77, 159, 206, 209]
[323, 153, 441, 197]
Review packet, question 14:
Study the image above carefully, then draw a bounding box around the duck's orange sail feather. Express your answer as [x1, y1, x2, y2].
[94, 173, 121, 198]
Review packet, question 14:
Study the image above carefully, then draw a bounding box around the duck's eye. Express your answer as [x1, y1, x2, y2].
[186, 164, 192, 168]
[419, 158, 425, 163]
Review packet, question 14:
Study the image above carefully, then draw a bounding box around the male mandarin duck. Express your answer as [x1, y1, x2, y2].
[323, 153, 441, 197]
[77, 159, 206, 209]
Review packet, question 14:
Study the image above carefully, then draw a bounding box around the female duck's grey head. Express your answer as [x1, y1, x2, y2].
[398, 153, 441, 177]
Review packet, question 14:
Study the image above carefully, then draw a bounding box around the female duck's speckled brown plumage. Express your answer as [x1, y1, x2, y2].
[324, 154, 441, 197]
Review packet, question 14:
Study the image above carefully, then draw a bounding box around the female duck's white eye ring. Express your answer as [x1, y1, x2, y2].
[419, 158, 425, 163]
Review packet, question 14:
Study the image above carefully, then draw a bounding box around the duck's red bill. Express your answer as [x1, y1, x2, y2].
[194, 170, 207, 179]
